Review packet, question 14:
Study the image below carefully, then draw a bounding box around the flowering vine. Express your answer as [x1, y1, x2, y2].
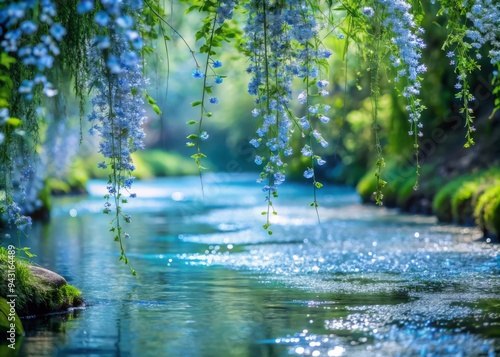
[349, 0, 426, 204]
[186, 0, 238, 195]
[438, 0, 500, 148]
[0, 0, 66, 237]
[82, 0, 147, 275]
[243, 0, 333, 231]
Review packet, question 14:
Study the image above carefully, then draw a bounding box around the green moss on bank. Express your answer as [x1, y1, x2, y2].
[356, 160, 441, 212]
[432, 168, 500, 225]
[48, 150, 205, 194]
[474, 185, 500, 237]
[356, 161, 500, 237]
[0, 247, 83, 317]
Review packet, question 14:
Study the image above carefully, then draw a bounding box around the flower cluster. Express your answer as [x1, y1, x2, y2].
[217, 0, 238, 24]
[372, 0, 427, 137]
[0, 0, 66, 100]
[84, 0, 146, 196]
[465, 0, 500, 65]
[245, 0, 332, 192]
[83, 0, 146, 270]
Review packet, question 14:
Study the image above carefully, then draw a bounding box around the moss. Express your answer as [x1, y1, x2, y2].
[433, 175, 476, 222]
[432, 168, 500, 223]
[450, 181, 480, 224]
[396, 176, 419, 209]
[132, 150, 201, 177]
[0, 248, 83, 317]
[356, 160, 417, 206]
[474, 185, 500, 237]
[356, 167, 378, 203]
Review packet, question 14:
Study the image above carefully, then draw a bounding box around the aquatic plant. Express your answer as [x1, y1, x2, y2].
[1, 0, 499, 270]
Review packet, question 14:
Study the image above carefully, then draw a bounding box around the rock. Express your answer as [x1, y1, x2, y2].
[28, 266, 67, 288]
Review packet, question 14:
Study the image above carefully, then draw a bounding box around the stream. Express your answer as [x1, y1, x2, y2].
[3, 174, 500, 356]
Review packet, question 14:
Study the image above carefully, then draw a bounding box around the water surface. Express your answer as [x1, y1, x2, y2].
[2, 174, 499, 356]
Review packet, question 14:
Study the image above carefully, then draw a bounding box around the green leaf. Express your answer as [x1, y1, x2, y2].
[186, 142, 195, 147]
[6, 118, 22, 127]
[192, 101, 202, 107]
[186, 120, 197, 125]
[314, 182, 323, 189]
[187, 134, 198, 140]
[152, 104, 162, 115]
[185, 5, 199, 14]
[21, 247, 36, 258]
[0, 53, 16, 69]
[146, 93, 156, 105]
[191, 153, 207, 159]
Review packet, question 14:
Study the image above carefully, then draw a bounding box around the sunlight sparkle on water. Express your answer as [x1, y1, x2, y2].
[171, 191, 184, 201]
[328, 346, 346, 356]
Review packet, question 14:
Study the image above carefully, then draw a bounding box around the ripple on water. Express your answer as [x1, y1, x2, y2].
[272, 326, 496, 356]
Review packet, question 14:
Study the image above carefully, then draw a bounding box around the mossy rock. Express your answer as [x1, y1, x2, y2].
[433, 175, 474, 222]
[0, 248, 84, 317]
[450, 181, 480, 225]
[474, 185, 500, 238]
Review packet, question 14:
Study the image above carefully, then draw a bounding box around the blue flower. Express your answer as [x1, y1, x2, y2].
[124, 177, 135, 189]
[317, 158, 326, 165]
[362, 6, 374, 17]
[304, 168, 314, 179]
[50, 23, 66, 41]
[318, 115, 330, 124]
[122, 51, 139, 66]
[20, 21, 38, 35]
[200, 131, 209, 140]
[213, 60, 222, 68]
[316, 80, 329, 88]
[209, 97, 219, 104]
[77, 0, 94, 14]
[192, 69, 204, 79]
[18, 80, 33, 94]
[107, 55, 121, 73]
[215, 76, 223, 84]
[95, 11, 110, 27]
[116, 15, 134, 29]
[301, 145, 312, 157]
[308, 105, 318, 114]
[254, 155, 262, 165]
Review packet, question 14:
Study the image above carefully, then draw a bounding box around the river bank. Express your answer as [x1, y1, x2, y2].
[356, 163, 500, 242]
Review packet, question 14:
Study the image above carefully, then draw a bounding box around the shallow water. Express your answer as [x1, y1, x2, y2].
[2, 174, 499, 356]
